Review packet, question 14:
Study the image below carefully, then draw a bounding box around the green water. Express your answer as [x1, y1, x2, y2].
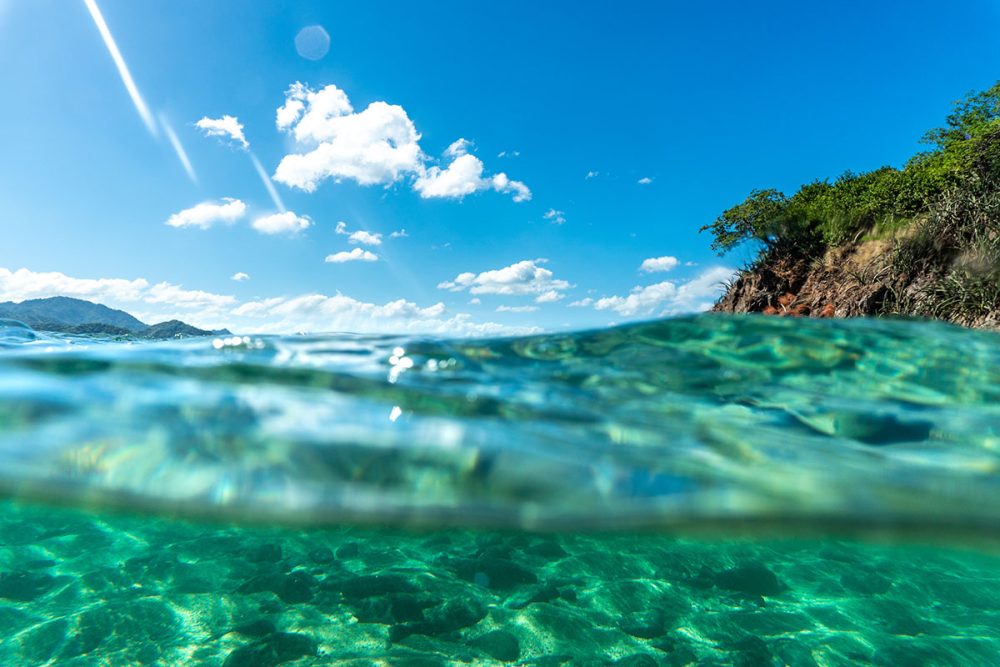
[1, 314, 1000, 665]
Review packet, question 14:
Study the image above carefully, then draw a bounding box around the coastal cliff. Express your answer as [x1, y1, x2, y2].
[706, 83, 1000, 329]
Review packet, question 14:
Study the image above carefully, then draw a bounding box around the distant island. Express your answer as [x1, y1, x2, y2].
[0, 296, 231, 339]
[705, 81, 1000, 329]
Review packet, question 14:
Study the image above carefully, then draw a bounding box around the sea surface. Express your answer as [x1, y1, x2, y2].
[0, 314, 999, 665]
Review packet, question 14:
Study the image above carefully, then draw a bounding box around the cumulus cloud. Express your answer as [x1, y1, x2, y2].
[195, 115, 249, 149]
[638, 177, 653, 185]
[273, 82, 424, 191]
[589, 266, 735, 317]
[413, 153, 532, 202]
[0, 266, 534, 337]
[535, 290, 563, 303]
[273, 82, 530, 202]
[496, 305, 538, 313]
[325, 248, 378, 263]
[231, 272, 250, 282]
[488, 172, 532, 203]
[0, 267, 235, 327]
[586, 170, 599, 179]
[166, 198, 246, 229]
[444, 138, 473, 158]
[438, 259, 571, 299]
[639, 256, 679, 273]
[335, 221, 348, 235]
[544, 209, 566, 225]
[252, 211, 313, 235]
[231, 293, 537, 336]
[348, 230, 382, 246]
[390, 229, 408, 238]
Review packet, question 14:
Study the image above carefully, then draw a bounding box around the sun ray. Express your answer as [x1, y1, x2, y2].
[82, 0, 157, 137]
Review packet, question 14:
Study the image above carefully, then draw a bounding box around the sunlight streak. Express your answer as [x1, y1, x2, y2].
[83, 0, 157, 137]
[250, 151, 286, 213]
[159, 114, 197, 184]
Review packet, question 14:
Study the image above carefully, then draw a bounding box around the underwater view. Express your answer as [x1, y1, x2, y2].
[4, 1, 1000, 665]
[2, 314, 1000, 665]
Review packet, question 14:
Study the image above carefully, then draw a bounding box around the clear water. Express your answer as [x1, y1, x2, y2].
[1, 314, 999, 665]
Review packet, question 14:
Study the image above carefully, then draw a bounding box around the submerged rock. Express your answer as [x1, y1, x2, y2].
[713, 564, 786, 597]
[0, 571, 59, 602]
[471, 629, 521, 662]
[336, 542, 360, 559]
[307, 547, 334, 564]
[247, 543, 282, 563]
[236, 571, 317, 604]
[840, 570, 893, 595]
[620, 610, 665, 639]
[390, 600, 487, 642]
[223, 632, 317, 667]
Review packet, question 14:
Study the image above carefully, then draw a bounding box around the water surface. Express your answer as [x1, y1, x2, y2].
[1, 314, 999, 665]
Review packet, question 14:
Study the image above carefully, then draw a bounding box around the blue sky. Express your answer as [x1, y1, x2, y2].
[0, 0, 998, 334]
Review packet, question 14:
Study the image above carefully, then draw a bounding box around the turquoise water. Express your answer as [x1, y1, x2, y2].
[1, 314, 1000, 665]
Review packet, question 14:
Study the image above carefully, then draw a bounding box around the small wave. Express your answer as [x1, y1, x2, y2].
[0, 314, 998, 538]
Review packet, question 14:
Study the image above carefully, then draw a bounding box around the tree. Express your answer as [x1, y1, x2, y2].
[700, 188, 788, 253]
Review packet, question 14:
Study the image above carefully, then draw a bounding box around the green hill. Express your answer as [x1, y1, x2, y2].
[0, 297, 230, 339]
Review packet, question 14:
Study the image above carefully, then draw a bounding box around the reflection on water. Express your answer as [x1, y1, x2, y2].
[1, 314, 1000, 663]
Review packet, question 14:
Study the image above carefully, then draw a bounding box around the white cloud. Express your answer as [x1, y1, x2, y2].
[438, 259, 571, 298]
[231, 272, 250, 282]
[0, 266, 535, 336]
[0, 267, 149, 303]
[390, 229, 408, 238]
[489, 172, 532, 203]
[273, 82, 424, 192]
[639, 256, 679, 273]
[413, 154, 482, 199]
[348, 230, 382, 246]
[252, 211, 312, 235]
[166, 198, 246, 229]
[412, 151, 532, 203]
[144, 282, 236, 309]
[496, 305, 538, 313]
[544, 208, 566, 225]
[568, 298, 594, 307]
[0, 267, 235, 327]
[444, 138, 473, 158]
[335, 221, 348, 235]
[535, 290, 563, 303]
[586, 170, 599, 179]
[273, 82, 530, 202]
[195, 115, 249, 149]
[232, 293, 536, 336]
[325, 248, 378, 263]
[590, 266, 735, 317]
[468, 297, 481, 305]
[638, 177, 653, 185]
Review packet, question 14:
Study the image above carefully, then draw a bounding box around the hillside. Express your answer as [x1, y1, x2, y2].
[706, 82, 1000, 329]
[0, 297, 230, 339]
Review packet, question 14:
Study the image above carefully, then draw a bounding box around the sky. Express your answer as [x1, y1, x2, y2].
[0, 0, 998, 335]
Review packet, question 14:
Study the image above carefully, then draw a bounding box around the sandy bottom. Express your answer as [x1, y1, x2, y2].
[1, 501, 999, 666]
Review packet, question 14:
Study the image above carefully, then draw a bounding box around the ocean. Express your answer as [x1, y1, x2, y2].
[0, 314, 999, 665]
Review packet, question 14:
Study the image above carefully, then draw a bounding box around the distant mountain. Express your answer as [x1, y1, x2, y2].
[0, 297, 230, 340]
[0, 296, 147, 332]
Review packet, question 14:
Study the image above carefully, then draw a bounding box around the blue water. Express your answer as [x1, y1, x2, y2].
[1, 314, 999, 665]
